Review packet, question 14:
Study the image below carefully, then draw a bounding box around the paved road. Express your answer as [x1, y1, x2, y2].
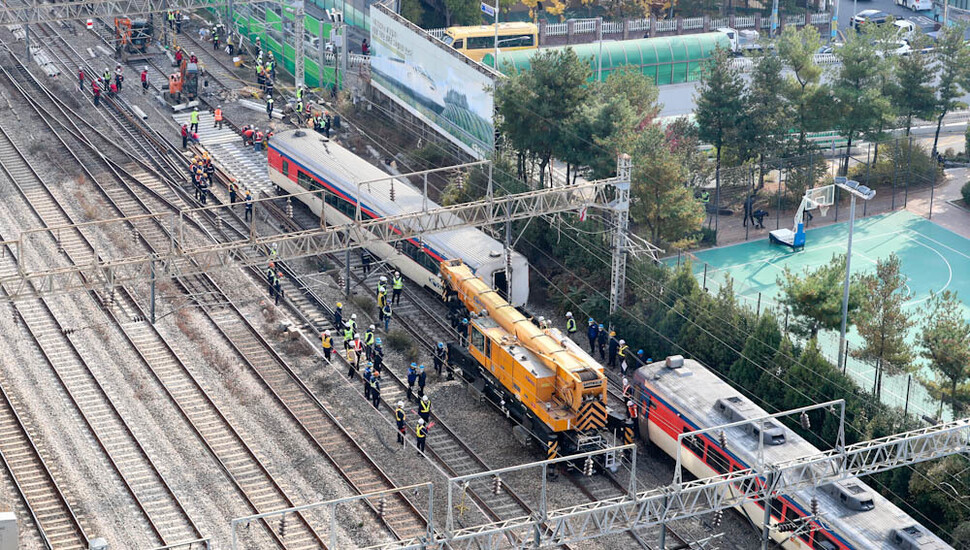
[833, 0, 939, 33]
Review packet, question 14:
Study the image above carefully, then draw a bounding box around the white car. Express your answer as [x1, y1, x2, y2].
[894, 0, 933, 11]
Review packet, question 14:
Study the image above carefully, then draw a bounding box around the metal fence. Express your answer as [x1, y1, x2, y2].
[707, 137, 942, 246]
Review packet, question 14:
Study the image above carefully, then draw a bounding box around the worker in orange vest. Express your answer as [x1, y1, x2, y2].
[213, 105, 223, 129]
[627, 400, 640, 438]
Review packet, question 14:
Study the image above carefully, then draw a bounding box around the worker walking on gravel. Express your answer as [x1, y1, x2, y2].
[351, 333, 363, 371]
[274, 271, 283, 306]
[189, 107, 199, 133]
[587, 319, 598, 353]
[415, 419, 427, 454]
[363, 363, 373, 400]
[321, 330, 333, 362]
[433, 343, 447, 378]
[608, 331, 619, 368]
[372, 338, 384, 373]
[618, 339, 629, 375]
[381, 302, 392, 332]
[417, 365, 427, 399]
[78, 67, 85, 91]
[244, 191, 253, 221]
[370, 371, 381, 409]
[565, 312, 577, 338]
[229, 183, 238, 205]
[395, 401, 406, 447]
[406, 363, 418, 401]
[392, 271, 404, 305]
[141, 67, 149, 94]
[363, 325, 375, 361]
[597, 324, 607, 360]
[214, 105, 224, 129]
[334, 301, 343, 331]
[266, 95, 274, 120]
[419, 395, 431, 423]
[114, 64, 124, 92]
[92, 81, 101, 107]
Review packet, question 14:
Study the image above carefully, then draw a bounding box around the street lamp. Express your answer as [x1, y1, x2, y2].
[835, 176, 876, 375]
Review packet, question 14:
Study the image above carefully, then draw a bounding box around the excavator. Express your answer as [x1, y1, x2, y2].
[168, 57, 199, 102]
[114, 17, 153, 62]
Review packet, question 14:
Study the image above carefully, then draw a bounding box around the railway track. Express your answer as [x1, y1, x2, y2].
[7, 32, 434, 546]
[0, 45, 335, 549]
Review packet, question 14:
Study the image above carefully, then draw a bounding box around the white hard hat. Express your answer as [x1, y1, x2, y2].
[144, 66, 149, 70]
[354, 333, 360, 338]
[351, 314, 357, 319]
[627, 400, 634, 407]
[619, 339, 626, 345]
[395, 271, 400, 276]
[397, 401, 404, 408]
[369, 324, 375, 330]
[380, 276, 387, 281]
[566, 312, 573, 317]
[623, 377, 628, 385]
[422, 395, 429, 402]
[418, 418, 425, 424]
[324, 330, 331, 335]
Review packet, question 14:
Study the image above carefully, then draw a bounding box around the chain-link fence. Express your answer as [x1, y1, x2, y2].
[707, 137, 944, 243]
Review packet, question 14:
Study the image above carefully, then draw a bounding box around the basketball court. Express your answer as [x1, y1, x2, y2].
[682, 210, 970, 419]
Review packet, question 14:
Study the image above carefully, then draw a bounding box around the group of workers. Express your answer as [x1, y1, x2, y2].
[189, 153, 216, 203]
[240, 124, 270, 152]
[165, 10, 184, 34]
[82, 63, 130, 106]
[563, 312, 649, 428]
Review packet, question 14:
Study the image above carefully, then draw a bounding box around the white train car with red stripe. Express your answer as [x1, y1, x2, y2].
[632, 356, 950, 550]
[267, 129, 529, 305]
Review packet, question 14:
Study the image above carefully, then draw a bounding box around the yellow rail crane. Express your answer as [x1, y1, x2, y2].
[441, 259, 621, 462]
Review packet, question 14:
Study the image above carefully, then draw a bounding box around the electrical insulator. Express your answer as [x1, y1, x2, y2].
[800, 411, 811, 430]
[377, 497, 386, 517]
[584, 456, 594, 477]
[390, 182, 395, 201]
[492, 476, 502, 495]
[280, 516, 286, 537]
[718, 430, 727, 451]
[286, 197, 294, 218]
[217, 216, 224, 231]
[130, 226, 139, 242]
[778, 521, 796, 532]
[811, 496, 819, 517]
[712, 509, 723, 528]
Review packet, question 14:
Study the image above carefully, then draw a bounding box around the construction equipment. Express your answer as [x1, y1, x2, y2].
[114, 17, 153, 62]
[168, 59, 199, 102]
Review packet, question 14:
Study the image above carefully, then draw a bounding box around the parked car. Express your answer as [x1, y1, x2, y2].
[893, 15, 940, 37]
[852, 10, 890, 30]
[894, 0, 933, 12]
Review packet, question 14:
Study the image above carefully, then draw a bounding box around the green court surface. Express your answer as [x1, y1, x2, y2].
[684, 210, 970, 420]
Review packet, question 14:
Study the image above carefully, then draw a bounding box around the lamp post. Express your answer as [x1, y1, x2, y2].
[835, 177, 876, 375]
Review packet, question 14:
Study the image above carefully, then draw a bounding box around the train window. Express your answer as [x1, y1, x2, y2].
[682, 428, 703, 457]
[783, 504, 800, 522]
[471, 327, 485, 352]
[770, 498, 784, 520]
[812, 532, 837, 550]
[298, 171, 319, 191]
[281, 159, 289, 176]
[706, 446, 731, 475]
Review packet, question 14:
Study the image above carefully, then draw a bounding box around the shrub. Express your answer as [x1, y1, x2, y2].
[847, 140, 940, 188]
[962, 181, 970, 206]
[350, 295, 375, 316]
[385, 330, 411, 351]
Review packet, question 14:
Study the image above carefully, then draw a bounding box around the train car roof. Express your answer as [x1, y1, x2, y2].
[633, 358, 951, 550]
[271, 130, 526, 272]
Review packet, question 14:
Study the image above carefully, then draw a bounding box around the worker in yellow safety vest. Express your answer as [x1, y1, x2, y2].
[392, 271, 404, 305]
[321, 330, 333, 362]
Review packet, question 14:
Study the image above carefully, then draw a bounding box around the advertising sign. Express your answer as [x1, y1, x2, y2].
[369, 6, 496, 157]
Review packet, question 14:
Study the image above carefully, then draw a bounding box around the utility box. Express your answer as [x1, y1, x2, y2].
[89, 538, 109, 550]
[0, 511, 17, 550]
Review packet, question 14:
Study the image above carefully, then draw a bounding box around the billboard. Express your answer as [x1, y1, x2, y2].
[369, 5, 497, 158]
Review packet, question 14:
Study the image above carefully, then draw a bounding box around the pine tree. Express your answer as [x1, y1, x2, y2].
[852, 254, 913, 401]
[729, 313, 782, 389]
[694, 47, 744, 242]
[919, 290, 970, 418]
[777, 254, 861, 340]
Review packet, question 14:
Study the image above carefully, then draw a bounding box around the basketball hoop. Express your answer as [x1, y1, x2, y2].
[819, 205, 830, 217]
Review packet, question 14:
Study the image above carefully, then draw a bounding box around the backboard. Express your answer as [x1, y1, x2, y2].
[805, 184, 835, 217]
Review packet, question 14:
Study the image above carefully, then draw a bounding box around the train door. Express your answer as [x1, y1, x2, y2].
[493, 271, 508, 301]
